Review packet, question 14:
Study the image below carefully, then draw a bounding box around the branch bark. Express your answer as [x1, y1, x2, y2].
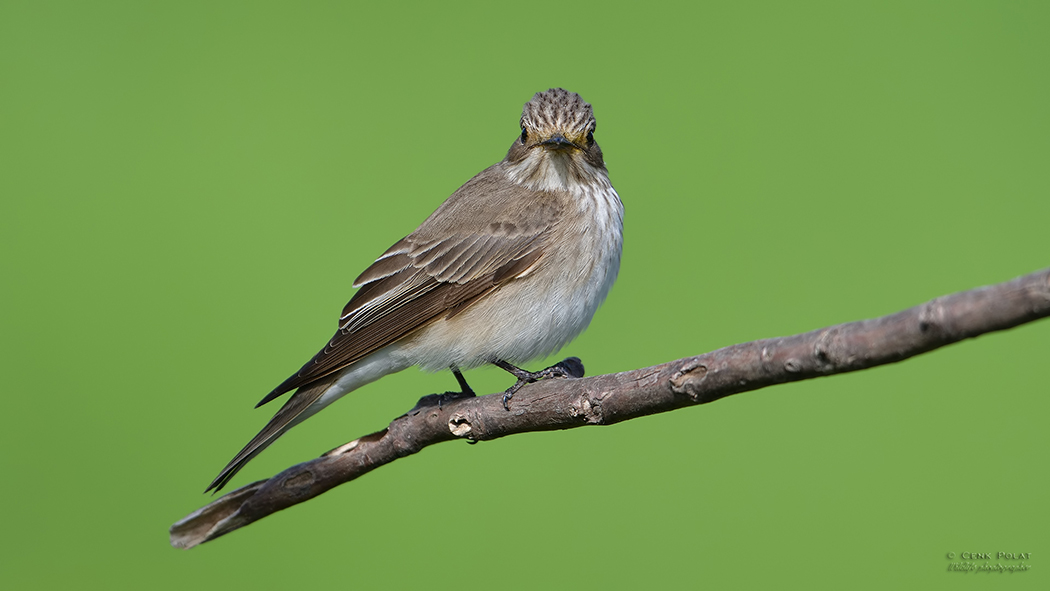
[171, 267, 1050, 549]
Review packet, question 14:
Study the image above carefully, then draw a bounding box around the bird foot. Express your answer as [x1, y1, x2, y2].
[409, 389, 477, 415]
[408, 368, 476, 414]
[494, 357, 585, 410]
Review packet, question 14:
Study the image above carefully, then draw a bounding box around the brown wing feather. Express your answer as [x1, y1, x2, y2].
[256, 230, 547, 406]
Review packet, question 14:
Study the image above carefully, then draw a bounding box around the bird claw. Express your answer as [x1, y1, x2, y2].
[497, 356, 586, 410]
[408, 389, 475, 415]
[501, 386, 521, 411]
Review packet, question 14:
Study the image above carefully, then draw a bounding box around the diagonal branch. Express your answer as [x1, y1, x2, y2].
[170, 268, 1050, 549]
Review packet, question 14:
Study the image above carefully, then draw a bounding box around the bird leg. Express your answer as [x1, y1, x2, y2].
[493, 357, 585, 410]
[408, 367, 476, 414]
[451, 368, 475, 397]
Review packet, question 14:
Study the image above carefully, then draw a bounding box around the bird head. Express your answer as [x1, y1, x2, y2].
[505, 89, 607, 192]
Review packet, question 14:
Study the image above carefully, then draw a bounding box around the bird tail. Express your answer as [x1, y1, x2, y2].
[205, 371, 343, 493]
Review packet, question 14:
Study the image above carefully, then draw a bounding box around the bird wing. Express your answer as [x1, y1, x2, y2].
[256, 225, 548, 406]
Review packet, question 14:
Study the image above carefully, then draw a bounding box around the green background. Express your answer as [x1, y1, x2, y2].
[3, 1, 1047, 588]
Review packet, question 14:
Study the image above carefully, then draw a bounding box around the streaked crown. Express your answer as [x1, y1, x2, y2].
[520, 88, 595, 145]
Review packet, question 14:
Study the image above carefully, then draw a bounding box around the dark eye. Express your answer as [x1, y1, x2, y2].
[520, 128, 528, 144]
[586, 130, 594, 145]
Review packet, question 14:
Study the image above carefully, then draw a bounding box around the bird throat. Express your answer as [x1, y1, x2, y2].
[505, 148, 607, 197]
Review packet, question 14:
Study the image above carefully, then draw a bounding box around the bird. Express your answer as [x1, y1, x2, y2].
[206, 88, 624, 493]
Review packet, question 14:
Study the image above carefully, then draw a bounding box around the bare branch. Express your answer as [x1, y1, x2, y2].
[171, 267, 1050, 549]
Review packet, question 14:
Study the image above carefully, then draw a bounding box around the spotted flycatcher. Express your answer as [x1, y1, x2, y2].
[208, 88, 623, 492]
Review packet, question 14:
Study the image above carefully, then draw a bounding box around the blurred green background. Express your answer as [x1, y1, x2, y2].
[2, 0, 1047, 588]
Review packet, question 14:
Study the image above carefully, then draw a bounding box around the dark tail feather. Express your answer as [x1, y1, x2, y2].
[254, 370, 306, 408]
[206, 372, 342, 493]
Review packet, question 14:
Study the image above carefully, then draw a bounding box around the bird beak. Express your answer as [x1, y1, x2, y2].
[540, 133, 579, 151]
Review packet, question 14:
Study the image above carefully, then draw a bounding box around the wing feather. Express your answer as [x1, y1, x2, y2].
[257, 225, 549, 405]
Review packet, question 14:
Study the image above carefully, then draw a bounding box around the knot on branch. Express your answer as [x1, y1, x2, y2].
[670, 360, 708, 401]
[918, 299, 951, 341]
[448, 412, 474, 438]
[812, 328, 853, 371]
[568, 390, 608, 424]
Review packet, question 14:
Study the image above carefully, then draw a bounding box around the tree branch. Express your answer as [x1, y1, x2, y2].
[170, 267, 1050, 549]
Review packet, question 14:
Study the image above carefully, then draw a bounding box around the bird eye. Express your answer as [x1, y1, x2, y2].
[586, 130, 594, 145]
[520, 128, 528, 144]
